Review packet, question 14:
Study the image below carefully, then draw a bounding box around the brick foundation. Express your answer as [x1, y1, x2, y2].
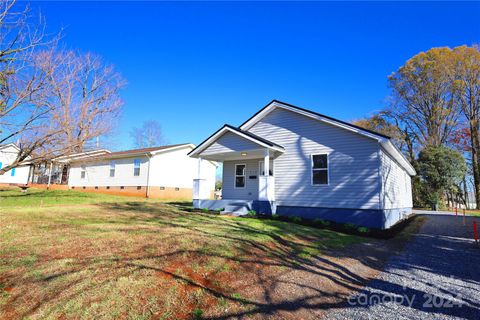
[4, 183, 211, 200]
[68, 185, 199, 200]
[27, 183, 69, 190]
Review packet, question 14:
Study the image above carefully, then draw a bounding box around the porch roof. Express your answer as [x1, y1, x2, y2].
[188, 124, 284, 161]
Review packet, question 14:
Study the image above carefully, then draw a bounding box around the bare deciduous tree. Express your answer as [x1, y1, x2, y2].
[38, 50, 125, 154]
[130, 120, 165, 148]
[0, 0, 125, 175]
[0, 0, 58, 174]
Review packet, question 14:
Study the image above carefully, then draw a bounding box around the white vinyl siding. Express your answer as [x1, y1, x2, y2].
[247, 108, 381, 209]
[201, 131, 262, 156]
[68, 146, 217, 193]
[379, 148, 412, 209]
[222, 159, 259, 200]
[69, 157, 150, 187]
[0, 145, 31, 184]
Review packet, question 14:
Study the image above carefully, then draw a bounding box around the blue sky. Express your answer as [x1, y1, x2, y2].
[29, 1, 479, 151]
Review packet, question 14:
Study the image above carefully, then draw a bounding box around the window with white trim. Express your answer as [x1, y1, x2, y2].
[312, 154, 328, 185]
[133, 159, 141, 176]
[80, 165, 86, 179]
[235, 164, 246, 188]
[109, 161, 115, 177]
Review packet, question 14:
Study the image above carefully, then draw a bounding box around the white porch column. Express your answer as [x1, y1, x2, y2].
[263, 149, 269, 176]
[193, 157, 210, 207]
[197, 157, 203, 179]
[259, 149, 275, 201]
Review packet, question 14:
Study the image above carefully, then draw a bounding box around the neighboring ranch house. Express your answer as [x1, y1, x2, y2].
[68, 144, 217, 199]
[0, 144, 31, 185]
[189, 100, 416, 229]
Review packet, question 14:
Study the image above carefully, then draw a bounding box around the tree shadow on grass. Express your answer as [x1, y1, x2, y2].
[3, 203, 479, 319]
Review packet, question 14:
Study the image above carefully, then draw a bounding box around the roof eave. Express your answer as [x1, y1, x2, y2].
[188, 125, 284, 158]
[240, 100, 390, 142]
[150, 143, 195, 155]
[381, 140, 416, 176]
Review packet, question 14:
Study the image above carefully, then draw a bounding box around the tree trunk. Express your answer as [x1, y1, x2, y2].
[470, 121, 480, 209]
[463, 176, 469, 209]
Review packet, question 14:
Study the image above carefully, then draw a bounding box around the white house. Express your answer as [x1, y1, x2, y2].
[68, 143, 217, 199]
[0, 144, 31, 185]
[189, 100, 416, 229]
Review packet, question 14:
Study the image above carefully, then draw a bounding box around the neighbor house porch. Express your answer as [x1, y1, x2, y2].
[188, 125, 284, 215]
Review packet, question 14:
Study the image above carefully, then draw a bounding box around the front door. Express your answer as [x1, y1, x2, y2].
[258, 160, 274, 177]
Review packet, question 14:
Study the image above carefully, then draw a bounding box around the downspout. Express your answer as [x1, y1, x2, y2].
[146, 153, 152, 198]
[377, 145, 385, 229]
[377, 147, 383, 210]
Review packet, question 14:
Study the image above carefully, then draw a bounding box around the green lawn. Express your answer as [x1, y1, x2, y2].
[0, 187, 367, 319]
[0, 187, 155, 207]
[465, 210, 480, 217]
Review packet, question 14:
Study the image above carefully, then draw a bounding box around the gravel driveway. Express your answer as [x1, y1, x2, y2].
[330, 213, 480, 319]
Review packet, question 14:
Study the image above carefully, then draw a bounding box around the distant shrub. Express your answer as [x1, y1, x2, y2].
[214, 208, 223, 213]
[271, 214, 280, 219]
[344, 223, 356, 230]
[247, 210, 257, 217]
[313, 218, 331, 226]
[288, 216, 302, 223]
[357, 227, 370, 233]
[201, 208, 209, 213]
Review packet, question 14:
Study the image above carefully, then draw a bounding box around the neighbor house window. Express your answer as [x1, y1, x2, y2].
[133, 159, 140, 176]
[109, 161, 115, 177]
[312, 154, 328, 185]
[235, 164, 246, 188]
[0, 162, 2, 169]
[10, 168, 15, 176]
[81, 165, 86, 179]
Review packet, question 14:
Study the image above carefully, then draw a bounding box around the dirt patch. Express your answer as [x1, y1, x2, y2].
[0, 203, 425, 319]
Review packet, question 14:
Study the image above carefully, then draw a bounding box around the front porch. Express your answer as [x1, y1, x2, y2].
[189, 125, 284, 215]
[193, 199, 277, 215]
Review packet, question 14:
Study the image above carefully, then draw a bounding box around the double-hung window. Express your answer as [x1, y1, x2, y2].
[109, 161, 115, 177]
[235, 164, 246, 188]
[133, 159, 141, 176]
[312, 154, 328, 185]
[80, 165, 86, 179]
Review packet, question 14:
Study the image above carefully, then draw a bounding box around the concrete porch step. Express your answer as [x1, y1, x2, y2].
[193, 199, 275, 215]
[223, 204, 251, 216]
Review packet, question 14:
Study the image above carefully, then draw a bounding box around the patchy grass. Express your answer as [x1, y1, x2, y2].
[462, 210, 480, 217]
[0, 187, 155, 207]
[0, 188, 369, 319]
[423, 207, 480, 218]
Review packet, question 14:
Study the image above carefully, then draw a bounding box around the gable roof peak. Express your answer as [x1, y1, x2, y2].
[241, 99, 391, 140]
